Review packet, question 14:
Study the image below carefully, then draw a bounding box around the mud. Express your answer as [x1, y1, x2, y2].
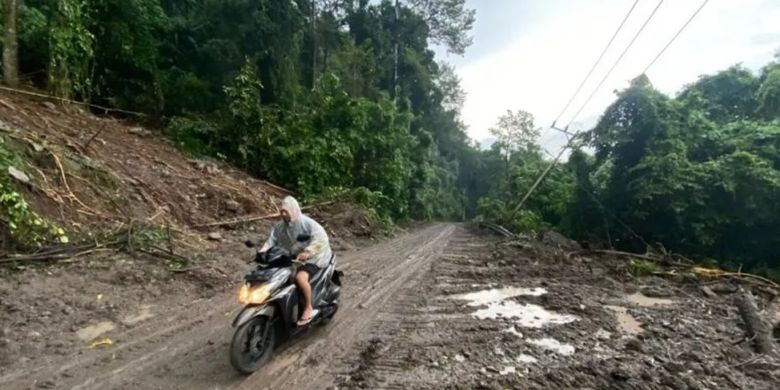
[0, 224, 455, 389]
[0, 91, 289, 235]
[336, 225, 780, 390]
[2, 224, 778, 389]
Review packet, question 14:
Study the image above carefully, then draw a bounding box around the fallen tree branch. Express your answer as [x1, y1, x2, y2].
[731, 353, 766, 368]
[0, 242, 117, 264]
[138, 248, 189, 264]
[82, 122, 108, 150]
[0, 85, 147, 117]
[193, 201, 336, 228]
[691, 267, 780, 290]
[572, 250, 778, 292]
[259, 180, 292, 195]
[193, 212, 280, 228]
[479, 222, 515, 238]
[568, 249, 689, 266]
[49, 151, 102, 217]
[734, 287, 775, 354]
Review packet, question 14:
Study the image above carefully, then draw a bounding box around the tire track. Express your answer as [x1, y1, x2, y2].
[0, 224, 456, 390]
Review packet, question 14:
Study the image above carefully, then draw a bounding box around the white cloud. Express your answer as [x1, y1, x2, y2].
[437, 0, 780, 153]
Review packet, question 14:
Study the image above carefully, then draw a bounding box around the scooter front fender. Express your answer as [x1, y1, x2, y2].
[232, 305, 275, 328]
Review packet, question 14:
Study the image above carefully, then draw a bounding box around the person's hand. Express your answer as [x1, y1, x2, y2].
[296, 251, 311, 261]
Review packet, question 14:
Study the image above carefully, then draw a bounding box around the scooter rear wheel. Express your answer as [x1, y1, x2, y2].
[230, 315, 276, 374]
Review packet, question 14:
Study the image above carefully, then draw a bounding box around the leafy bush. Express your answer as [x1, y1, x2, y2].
[0, 139, 68, 247]
[628, 259, 661, 276]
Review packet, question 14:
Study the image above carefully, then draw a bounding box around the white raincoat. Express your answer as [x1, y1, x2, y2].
[260, 196, 333, 269]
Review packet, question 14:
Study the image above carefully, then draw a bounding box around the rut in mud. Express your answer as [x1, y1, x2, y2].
[2, 224, 778, 389]
[337, 227, 780, 390]
[0, 224, 455, 390]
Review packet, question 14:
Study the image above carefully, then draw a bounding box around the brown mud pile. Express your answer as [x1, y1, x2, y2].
[0, 92, 287, 234]
[338, 225, 780, 389]
[0, 92, 383, 378]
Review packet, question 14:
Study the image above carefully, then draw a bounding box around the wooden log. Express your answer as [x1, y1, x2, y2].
[734, 288, 774, 354]
[193, 201, 337, 228]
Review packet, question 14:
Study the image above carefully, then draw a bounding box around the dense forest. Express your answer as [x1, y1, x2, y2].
[1, 1, 779, 275]
[478, 63, 780, 277]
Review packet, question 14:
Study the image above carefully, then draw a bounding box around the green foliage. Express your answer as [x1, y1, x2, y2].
[628, 259, 660, 276]
[0, 139, 67, 247]
[477, 197, 543, 233]
[580, 65, 780, 273]
[5, 0, 780, 278]
[8, 0, 475, 223]
[48, 0, 95, 99]
[165, 116, 221, 157]
[678, 65, 760, 123]
[757, 63, 780, 119]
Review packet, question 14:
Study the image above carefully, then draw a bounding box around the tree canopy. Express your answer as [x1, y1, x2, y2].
[1, 2, 778, 277]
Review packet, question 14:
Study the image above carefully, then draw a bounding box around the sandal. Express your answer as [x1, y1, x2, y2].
[297, 309, 319, 326]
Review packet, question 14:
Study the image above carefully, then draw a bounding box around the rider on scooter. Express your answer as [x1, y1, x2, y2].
[259, 196, 333, 326]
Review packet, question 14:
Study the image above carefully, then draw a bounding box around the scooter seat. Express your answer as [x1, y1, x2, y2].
[309, 253, 335, 285]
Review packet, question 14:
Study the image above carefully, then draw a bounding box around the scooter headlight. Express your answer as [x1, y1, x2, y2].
[238, 284, 271, 305]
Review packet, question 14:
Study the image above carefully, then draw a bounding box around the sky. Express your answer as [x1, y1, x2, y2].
[434, 0, 780, 152]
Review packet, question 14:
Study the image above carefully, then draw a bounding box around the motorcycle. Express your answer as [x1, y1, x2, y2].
[229, 234, 342, 374]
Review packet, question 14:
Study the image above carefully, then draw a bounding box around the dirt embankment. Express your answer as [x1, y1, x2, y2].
[0, 92, 288, 233]
[0, 91, 386, 383]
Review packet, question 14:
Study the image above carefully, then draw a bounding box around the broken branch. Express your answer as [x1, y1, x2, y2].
[82, 122, 107, 150]
[734, 287, 775, 355]
[192, 201, 336, 228]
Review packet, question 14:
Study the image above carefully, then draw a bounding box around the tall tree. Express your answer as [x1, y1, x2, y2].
[489, 109, 538, 160]
[2, 0, 19, 87]
[407, 0, 475, 54]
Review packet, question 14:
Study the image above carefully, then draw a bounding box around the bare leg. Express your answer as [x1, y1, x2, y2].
[295, 271, 314, 324]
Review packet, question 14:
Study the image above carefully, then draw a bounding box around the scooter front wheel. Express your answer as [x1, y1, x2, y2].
[230, 315, 276, 374]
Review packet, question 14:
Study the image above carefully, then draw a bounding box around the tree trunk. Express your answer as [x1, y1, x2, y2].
[392, 0, 399, 102]
[310, 0, 317, 89]
[2, 0, 20, 87]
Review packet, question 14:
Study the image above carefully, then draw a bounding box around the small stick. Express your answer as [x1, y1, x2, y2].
[82, 122, 107, 150]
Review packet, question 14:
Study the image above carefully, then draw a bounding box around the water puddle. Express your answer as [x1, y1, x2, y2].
[120, 305, 155, 326]
[76, 321, 115, 341]
[516, 354, 538, 364]
[528, 337, 575, 356]
[473, 301, 577, 328]
[625, 292, 674, 307]
[605, 305, 643, 334]
[450, 286, 577, 328]
[450, 286, 547, 306]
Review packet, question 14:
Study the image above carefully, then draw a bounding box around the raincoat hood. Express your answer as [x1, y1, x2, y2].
[280, 196, 302, 222]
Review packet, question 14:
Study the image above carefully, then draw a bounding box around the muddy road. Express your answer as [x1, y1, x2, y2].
[0, 224, 456, 390]
[3, 223, 778, 389]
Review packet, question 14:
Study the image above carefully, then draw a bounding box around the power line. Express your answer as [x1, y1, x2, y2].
[642, 0, 709, 74]
[512, 0, 666, 214]
[579, 183, 650, 248]
[564, 0, 665, 129]
[552, 0, 639, 127]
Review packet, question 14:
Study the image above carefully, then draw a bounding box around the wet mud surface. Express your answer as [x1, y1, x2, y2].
[336, 226, 780, 389]
[2, 224, 778, 389]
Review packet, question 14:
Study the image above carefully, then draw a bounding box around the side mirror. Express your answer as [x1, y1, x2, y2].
[296, 234, 311, 243]
[244, 240, 256, 248]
